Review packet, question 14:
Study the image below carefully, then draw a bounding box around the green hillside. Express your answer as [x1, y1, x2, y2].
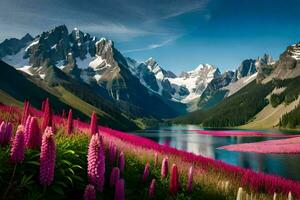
[0, 60, 138, 130]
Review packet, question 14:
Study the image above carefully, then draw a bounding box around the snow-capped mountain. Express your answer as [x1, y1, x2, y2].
[168, 64, 221, 103]
[125, 57, 221, 103]
[0, 25, 181, 118]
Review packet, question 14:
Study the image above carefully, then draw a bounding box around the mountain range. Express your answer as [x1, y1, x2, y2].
[1, 25, 300, 130]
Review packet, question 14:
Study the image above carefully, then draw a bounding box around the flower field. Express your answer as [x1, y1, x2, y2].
[0, 100, 299, 200]
[219, 136, 300, 154]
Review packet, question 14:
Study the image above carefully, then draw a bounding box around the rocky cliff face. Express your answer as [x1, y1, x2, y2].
[257, 43, 300, 83]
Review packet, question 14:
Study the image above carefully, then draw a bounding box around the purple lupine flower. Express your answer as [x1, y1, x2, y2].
[66, 109, 73, 135]
[0, 121, 6, 145]
[21, 101, 30, 125]
[109, 142, 117, 166]
[110, 167, 120, 188]
[161, 157, 169, 178]
[39, 127, 56, 186]
[87, 133, 105, 192]
[26, 117, 41, 149]
[118, 151, 125, 173]
[0, 122, 13, 146]
[24, 115, 32, 144]
[89, 111, 97, 135]
[10, 125, 25, 164]
[84, 184, 96, 200]
[115, 179, 125, 200]
[187, 166, 194, 192]
[41, 99, 52, 131]
[148, 179, 156, 199]
[142, 162, 150, 183]
[170, 164, 179, 195]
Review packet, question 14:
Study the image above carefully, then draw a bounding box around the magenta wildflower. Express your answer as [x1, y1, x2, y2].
[170, 164, 179, 195]
[10, 125, 25, 164]
[66, 109, 73, 134]
[142, 162, 150, 183]
[24, 115, 32, 144]
[87, 133, 105, 192]
[161, 157, 169, 178]
[0, 121, 6, 145]
[118, 151, 125, 173]
[148, 179, 156, 199]
[110, 167, 120, 188]
[109, 141, 117, 166]
[187, 166, 194, 192]
[41, 99, 52, 131]
[39, 127, 56, 186]
[26, 117, 41, 149]
[21, 101, 30, 125]
[0, 122, 12, 146]
[84, 184, 96, 200]
[89, 111, 97, 135]
[115, 179, 125, 200]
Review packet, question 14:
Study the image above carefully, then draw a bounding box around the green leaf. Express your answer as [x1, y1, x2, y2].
[71, 165, 83, 170]
[67, 168, 75, 175]
[62, 150, 75, 155]
[25, 161, 40, 166]
[52, 185, 64, 195]
[61, 159, 72, 166]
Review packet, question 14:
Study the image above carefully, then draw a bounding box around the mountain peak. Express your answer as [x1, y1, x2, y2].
[21, 33, 33, 42]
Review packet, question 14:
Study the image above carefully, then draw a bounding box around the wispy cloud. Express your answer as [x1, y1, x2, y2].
[123, 36, 180, 53]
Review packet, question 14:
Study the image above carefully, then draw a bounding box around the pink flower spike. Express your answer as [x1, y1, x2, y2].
[10, 125, 25, 164]
[161, 157, 169, 179]
[170, 164, 179, 195]
[87, 133, 105, 192]
[115, 179, 125, 200]
[118, 151, 125, 173]
[39, 127, 56, 186]
[26, 117, 41, 149]
[187, 166, 194, 192]
[142, 162, 150, 183]
[89, 111, 97, 135]
[84, 184, 96, 200]
[110, 167, 120, 188]
[148, 179, 156, 199]
[66, 109, 73, 134]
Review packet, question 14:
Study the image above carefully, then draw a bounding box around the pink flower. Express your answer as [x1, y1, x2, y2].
[148, 179, 156, 199]
[84, 184, 96, 200]
[66, 109, 73, 134]
[0, 122, 13, 146]
[24, 115, 32, 144]
[10, 125, 25, 164]
[161, 157, 168, 178]
[21, 101, 30, 125]
[39, 127, 56, 186]
[118, 152, 125, 173]
[142, 162, 150, 182]
[170, 164, 179, 195]
[115, 179, 125, 200]
[26, 117, 41, 149]
[110, 167, 120, 188]
[89, 111, 97, 135]
[87, 133, 105, 192]
[41, 99, 52, 131]
[109, 141, 117, 166]
[186, 166, 194, 192]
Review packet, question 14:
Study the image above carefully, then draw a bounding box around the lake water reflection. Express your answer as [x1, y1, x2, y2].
[131, 125, 300, 181]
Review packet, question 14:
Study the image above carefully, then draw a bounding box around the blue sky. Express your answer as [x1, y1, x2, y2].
[0, 0, 300, 73]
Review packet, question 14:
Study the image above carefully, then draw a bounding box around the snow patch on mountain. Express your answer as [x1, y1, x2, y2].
[2, 47, 28, 68]
[289, 43, 300, 60]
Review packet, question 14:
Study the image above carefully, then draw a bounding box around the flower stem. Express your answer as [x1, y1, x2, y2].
[3, 164, 17, 199]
